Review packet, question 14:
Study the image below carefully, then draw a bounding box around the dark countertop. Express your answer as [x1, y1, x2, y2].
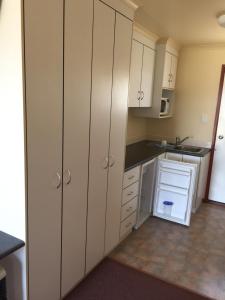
[0, 231, 25, 260]
[125, 140, 211, 171]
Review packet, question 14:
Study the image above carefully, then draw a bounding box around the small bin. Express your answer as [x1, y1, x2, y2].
[0, 265, 7, 300]
[163, 201, 174, 216]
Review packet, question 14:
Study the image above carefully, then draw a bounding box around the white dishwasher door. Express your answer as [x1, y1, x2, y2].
[153, 159, 197, 226]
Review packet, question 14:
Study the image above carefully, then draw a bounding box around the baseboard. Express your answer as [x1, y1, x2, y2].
[204, 199, 225, 207]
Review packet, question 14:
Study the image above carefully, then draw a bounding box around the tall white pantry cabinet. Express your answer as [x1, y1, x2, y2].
[0, 0, 136, 299]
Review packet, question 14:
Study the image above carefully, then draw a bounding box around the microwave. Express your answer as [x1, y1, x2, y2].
[160, 98, 170, 116]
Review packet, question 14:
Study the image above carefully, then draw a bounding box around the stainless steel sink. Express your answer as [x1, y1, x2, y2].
[173, 145, 203, 153]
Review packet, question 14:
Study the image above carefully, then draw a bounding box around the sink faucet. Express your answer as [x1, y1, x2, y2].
[175, 136, 190, 146]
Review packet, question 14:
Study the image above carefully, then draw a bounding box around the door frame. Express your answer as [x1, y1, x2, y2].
[205, 64, 225, 202]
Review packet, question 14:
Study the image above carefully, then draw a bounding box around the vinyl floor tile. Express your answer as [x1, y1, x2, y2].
[110, 203, 225, 300]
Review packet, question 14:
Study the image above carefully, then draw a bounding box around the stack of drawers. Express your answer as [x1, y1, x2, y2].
[120, 166, 140, 240]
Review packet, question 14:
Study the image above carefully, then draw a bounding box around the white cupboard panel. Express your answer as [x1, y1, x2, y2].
[182, 155, 201, 164]
[140, 46, 155, 107]
[123, 166, 140, 188]
[86, 0, 115, 273]
[128, 40, 143, 107]
[25, 1, 63, 299]
[105, 13, 132, 255]
[166, 152, 182, 161]
[122, 181, 139, 205]
[62, 0, 93, 296]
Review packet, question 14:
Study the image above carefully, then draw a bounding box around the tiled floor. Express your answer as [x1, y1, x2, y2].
[111, 203, 225, 300]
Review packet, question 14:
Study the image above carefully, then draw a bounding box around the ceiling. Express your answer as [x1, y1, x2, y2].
[134, 0, 225, 45]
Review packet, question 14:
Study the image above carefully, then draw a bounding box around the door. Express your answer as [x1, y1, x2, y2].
[154, 159, 197, 226]
[86, 0, 115, 273]
[128, 40, 143, 107]
[24, 1, 63, 299]
[209, 71, 225, 203]
[182, 155, 200, 211]
[61, 0, 93, 296]
[140, 46, 155, 107]
[162, 52, 171, 89]
[170, 55, 178, 89]
[105, 13, 132, 255]
[136, 159, 156, 228]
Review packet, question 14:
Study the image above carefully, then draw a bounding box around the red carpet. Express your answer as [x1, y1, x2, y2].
[65, 258, 213, 300]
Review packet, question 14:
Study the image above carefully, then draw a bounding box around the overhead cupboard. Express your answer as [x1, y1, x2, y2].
[5, 0, 136, 299]
[128, 30, 156, 108]
[132, 38, 179, 118]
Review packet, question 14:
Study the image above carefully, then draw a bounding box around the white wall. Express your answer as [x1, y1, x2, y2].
[0, 1, 27, 299]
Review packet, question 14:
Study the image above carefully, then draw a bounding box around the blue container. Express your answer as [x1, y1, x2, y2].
[163, 201, 174, 216]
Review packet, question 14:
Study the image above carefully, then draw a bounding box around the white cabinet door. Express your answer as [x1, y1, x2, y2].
[25, 1, 63, 299]
[154, 159, 197, 226]
[140, 46, 155, 107]
[182, 155, 200, 212]
[62, 0, 92, 296]
[128, 40, 143, 107]
[170, 55, 178, 89]
[86, 0, 115, 273]
[162, 52, 172, 89]
[105, 13, 132, 255]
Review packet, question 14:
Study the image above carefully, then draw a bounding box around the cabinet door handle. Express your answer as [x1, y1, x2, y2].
[63, 169, 71, 185]
[128, 175, 135, 180]
[218, 135, 224, 140]
[140, 91, 144, 100]
[52, 172, 61, 189]
[102, 157, 109, 169]
[126, 207, 133, 212]
[109, 155, 115, 168]
[127, 191, 134, 196]
[137, 91, 141, 101]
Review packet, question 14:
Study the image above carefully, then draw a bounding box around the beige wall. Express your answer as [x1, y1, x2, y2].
[126, 109, 148, 144]
[146, 45, 225, 146]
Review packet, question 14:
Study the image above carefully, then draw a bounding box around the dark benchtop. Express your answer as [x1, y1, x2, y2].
[0, 231, 25, 260]
[125, 140, 211, 171]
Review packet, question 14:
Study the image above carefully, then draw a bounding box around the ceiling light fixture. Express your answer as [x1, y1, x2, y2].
[217, 13, 225, 28]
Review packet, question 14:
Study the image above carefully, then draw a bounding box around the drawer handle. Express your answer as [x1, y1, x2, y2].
[127, 191, 134, 196]
[128, 175, 135, 180]
[125, 222, 132, 228]
[126, 207, 133, 212]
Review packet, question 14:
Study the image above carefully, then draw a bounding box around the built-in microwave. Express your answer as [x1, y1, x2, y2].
[160, 98, 170, 116]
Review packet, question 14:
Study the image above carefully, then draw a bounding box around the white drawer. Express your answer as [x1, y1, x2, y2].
[120, 212, 136, 238]
[159, 168, 191, 189]
[123, 166, 140, 188]
[182, 155, 201, 164]
[166, 152, 182, 161]
[121, 197, 138, 221]
[122, 181, 139, 205]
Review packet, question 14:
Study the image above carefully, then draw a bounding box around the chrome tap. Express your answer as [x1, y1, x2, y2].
[175, 136, 190, 146]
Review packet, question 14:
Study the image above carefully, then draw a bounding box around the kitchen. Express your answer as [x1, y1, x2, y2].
[1, 0, 225, 300]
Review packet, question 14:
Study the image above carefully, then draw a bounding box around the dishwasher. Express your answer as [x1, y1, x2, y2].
[135, 158, 156, 229]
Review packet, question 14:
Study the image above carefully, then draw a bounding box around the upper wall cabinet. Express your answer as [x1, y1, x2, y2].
[132, 39, 179, 118]
[128, 30, 156, 108]
[162, 51, 178, 90]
